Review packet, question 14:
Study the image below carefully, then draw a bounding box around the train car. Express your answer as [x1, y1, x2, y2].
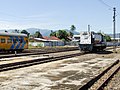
[0, 32, 28, 52]
[79, 31, 106, 52]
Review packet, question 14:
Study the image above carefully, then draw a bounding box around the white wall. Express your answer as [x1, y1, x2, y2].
[29, 41, 64, 47]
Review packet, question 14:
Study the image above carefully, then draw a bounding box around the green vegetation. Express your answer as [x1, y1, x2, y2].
[50, 30, 57, 37]
[34, 31, 43, 38]
[50, 29, 70, 41]
[70, 25, 76, 32]
[69, 25, 76, 38]
[14, 29, 20, 33]
[21, 30, 30, 37]
[50, 25, 76, 41]
[97, 32, 111, 42]
[104, 34, 111, 42]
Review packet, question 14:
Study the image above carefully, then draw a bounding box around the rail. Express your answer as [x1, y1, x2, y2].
[0, 53, 81, 72]
[0, 47, 79, 59]
[79, 60, 120, 90]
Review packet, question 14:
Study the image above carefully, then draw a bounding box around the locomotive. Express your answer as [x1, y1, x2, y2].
[0, 32, 28, 52]
[79, 31, 106, 52]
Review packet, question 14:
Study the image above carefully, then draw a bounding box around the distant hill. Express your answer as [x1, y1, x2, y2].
[0, 28, 80, 36]
[0, 28, 52, 36]
[107, 33, 120, 38]
[26, 28, 52, 36]
[26, 28, 80, 36]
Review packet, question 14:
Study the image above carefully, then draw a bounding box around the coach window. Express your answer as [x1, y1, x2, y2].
[7, 38, 12, 43]
[1, 38, 5, 43]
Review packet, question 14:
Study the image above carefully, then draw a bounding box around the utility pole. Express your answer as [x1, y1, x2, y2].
[113, 7, 116, 52]
[119, 33, 120, 42]
[88, 25, 90, 32]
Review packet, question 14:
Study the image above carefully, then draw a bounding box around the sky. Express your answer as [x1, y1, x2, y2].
[0, 0, 119, 34]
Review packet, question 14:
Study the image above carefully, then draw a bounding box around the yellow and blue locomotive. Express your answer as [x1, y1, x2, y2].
[0, 32, 28, 52]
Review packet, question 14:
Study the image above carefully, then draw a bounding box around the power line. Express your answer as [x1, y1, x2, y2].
[98, 0, 112, 9]
[98, 0, 120, 18]
[116, 11, 120, 17]
[99, 0, 120, 17]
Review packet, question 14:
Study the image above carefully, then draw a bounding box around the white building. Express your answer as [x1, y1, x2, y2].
[29, 36, 64, 47]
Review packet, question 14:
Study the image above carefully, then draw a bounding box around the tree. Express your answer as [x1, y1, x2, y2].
[50, 29, 70, 41]
[69, 31, 74, 38]
[50, 31, 57, 37]
[57, 30, 69, 40]
[13, 29, 19, 33]
[104, 34, 111, 42]
[70, 25, 76, 32]
[21, 30, 29, 37]
[70, 25, 76, 38]
[34, 31, 43, 38]
[97, 32, 111, 42]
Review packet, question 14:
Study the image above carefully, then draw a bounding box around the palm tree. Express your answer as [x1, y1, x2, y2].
[21, 30, 29, 37]
[70, 25, 76, 37]
[70, 25, 76, 32]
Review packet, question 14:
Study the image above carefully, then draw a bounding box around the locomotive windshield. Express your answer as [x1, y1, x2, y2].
[82, 32, 88, 35]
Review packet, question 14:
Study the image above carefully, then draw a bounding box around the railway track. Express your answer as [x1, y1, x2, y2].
[0, 52, 81, 72]
[0, 46, 118, 59]
[0, 47, 79, 59]
[0, 46, 117, 72]
[79, 60, 120, 90]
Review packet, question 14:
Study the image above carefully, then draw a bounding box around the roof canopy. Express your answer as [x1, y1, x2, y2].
[0, 32, 27, 37]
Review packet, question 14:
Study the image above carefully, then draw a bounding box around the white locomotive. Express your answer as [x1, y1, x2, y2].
[79, 31, 106, 52]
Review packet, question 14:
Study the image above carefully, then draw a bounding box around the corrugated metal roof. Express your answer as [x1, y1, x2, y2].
[34, 38, 48, 41]
[33, 36, 62, 42]
[43, 36, 61, 41]
[50, 36, 61, 40]
[43, 36, 49, 40]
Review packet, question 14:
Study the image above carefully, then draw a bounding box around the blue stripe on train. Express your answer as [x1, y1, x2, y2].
[20, 36, 26, 49]
[10, 36, 15, 49]
[15, 36, 21, 49]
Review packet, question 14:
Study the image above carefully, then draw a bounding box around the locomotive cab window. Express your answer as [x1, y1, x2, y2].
[82, 32, 88, 35]
[1, 38, 6, 43]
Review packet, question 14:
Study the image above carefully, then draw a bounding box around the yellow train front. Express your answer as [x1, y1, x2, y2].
[0, 32, 28, 52]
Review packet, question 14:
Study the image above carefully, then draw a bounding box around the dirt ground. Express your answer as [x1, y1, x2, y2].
[0, 49, 120, 90]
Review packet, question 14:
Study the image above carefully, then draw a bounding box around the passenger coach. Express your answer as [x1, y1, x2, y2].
[0, 32, 28, 52]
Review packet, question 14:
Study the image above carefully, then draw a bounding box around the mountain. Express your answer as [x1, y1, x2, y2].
[107, 33, 120, 38]
[26, 28, 80, 36]
[0, 28, 80, 36]
[0, 28, 53, 36]
[26, 28, 52, 36]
